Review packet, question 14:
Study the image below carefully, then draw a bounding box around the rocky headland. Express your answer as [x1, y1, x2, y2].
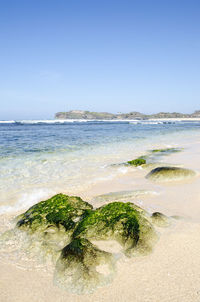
[55, 110, 200, 120]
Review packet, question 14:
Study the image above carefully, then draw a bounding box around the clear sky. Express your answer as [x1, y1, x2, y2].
[0, 0, 200, 119]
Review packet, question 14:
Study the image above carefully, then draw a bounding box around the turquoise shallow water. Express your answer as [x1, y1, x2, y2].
[0, 120, 200, 213]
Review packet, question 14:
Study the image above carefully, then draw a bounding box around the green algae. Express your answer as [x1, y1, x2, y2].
[16, 193, 93, 233]
[121, 147, 183, 170]
[150, 148, 182, 154]
[15, 194, 93, 264]
[73, 202, 140, 242]
[127, 158, 146, 166]
[72, 202, 156, 256]
[126, 147, 181, 167]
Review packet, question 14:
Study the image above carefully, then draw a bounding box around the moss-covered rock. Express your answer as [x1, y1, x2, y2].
[123, 147, 182, 169]
[150, 148, 182, 154]
[54, 201, 158, 293]
[137, 147, 183, 168]
[54, 238, 115, 294]
[146, 166, 196, 182]
[16, 193, 93, 233]
[72, 202, 157, 256]
[151, 212, 170, 227]
[15, 194, 93, 263]
[127, 158, 146, 166]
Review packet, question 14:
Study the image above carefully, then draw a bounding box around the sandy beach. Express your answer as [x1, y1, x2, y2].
[1, 0, 200, 299]
[0, 131, 200, 302]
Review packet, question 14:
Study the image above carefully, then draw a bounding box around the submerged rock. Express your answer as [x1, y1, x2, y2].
[151, 212, 170, 227]
[125, 148, 182, 168]
[142, 148, 182, 167]
[146, 166, 195, 182]
[120, 147, 183, 171]
[93, 190, 157, 203]
[151, 148, 182, 155]
[150, 147, 182, 154]
[55, 238, 115, 294]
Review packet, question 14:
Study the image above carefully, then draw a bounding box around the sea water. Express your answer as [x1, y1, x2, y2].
[0, 120, 200, 214]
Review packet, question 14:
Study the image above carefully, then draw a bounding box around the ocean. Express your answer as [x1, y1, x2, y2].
[0, 120, 200, 214]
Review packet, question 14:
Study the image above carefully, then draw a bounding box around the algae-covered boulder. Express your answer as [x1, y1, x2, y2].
[54, 238, 115, 294]
[72, 202, 157, 256]
[127, 158, 146, 166]
[15, 194, 93, 262]
[16, 193, 93, 233]
[54, 201, 157, 293]
[146, 166, 195, 182]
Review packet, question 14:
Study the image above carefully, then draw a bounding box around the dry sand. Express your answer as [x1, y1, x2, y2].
[1, 137, 200, 302]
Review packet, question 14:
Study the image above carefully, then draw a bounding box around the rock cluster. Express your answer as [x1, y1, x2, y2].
[16, 194, 160, 293]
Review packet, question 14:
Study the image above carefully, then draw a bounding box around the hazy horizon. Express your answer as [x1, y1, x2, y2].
[1, 0, 200, 119]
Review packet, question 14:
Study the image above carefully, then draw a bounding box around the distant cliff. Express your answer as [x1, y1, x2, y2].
[55, 110, 200, 120]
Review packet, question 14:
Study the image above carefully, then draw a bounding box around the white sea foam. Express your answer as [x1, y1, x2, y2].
[0, 120, 15, 124]
[0, 119, 89, 125]
[129, 121, 163, 125]
[17, 119, 79, 124]
[117, 166, 129, 174]
[0, 119, 127, 125]
[0, 189, 56, 214]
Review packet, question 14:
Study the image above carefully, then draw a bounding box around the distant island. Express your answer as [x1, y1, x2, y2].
[55, 110, 200, 120]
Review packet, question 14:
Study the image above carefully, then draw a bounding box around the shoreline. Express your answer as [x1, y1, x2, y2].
[1, 117, 200, 124]
[1, 132, 200, 301]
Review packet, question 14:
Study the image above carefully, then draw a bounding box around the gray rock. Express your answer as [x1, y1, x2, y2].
[146, 166, 196, 182]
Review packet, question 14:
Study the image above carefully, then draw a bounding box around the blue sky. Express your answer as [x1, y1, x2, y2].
[0, 0, 200, 119]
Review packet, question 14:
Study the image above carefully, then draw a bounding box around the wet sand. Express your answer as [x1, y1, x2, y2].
[1, 136, 200, 302]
